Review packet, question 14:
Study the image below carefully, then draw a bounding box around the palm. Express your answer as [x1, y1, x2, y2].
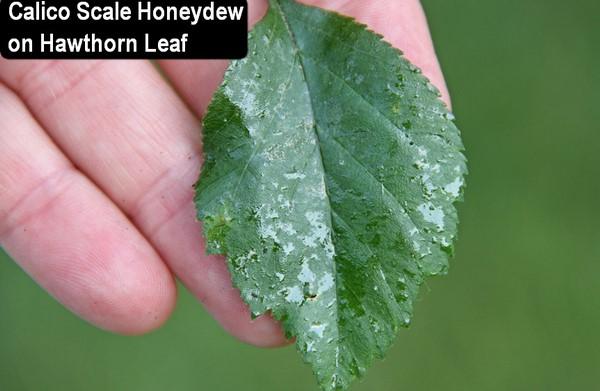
[0, 0, 447, 346]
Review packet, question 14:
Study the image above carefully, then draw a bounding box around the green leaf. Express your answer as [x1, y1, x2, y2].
[195, 0, 466, 389]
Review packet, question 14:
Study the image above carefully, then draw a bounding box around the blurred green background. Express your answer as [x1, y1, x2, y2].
[2, 0, 599, 390]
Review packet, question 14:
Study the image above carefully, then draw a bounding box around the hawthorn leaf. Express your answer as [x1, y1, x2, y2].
[195, 0, 467, 389]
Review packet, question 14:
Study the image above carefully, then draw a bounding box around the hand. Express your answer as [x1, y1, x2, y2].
[0, 0, 449, 346]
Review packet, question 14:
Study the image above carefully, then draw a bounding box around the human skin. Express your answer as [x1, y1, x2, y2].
[0, 0, 450, 347]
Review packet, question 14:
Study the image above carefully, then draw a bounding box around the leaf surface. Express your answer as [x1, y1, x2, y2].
[195, 0, 466, 389]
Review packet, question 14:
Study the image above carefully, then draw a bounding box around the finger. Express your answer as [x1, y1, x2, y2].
[0, 60, 288, 347]
[159, 0, 449, 118]
[0, 85, 176, 334]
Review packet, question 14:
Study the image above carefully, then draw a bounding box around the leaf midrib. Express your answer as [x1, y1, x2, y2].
[271, 0, 343, 383]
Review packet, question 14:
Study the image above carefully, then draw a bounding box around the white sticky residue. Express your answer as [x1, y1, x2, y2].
[264, 208, 279, 219]
[324, 241, 335, 258]
[318, 273, 334, 294]
[303, 178, 328, 201]
[275, 272, 285, 282]
[286, 286, 303, 304]
[298, 261, 315, 283]
[283, 242, 295, 256]
[276, 194, 292, 210]
[413, 239, 421, 252]
[303, 211, 329, 248]
[417, 202, 445, 230]
[233, 250, 257, 271]
[310, 323, 327, 338]
[444, 177, 463, 198]
[422, 173, 436, 194]
[277, 222, 296, 235]
[259, 224, 278, 241]
[239, 92, 258, 122]
[284, 172, 306, 180]
[440, 237, 451, 247]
